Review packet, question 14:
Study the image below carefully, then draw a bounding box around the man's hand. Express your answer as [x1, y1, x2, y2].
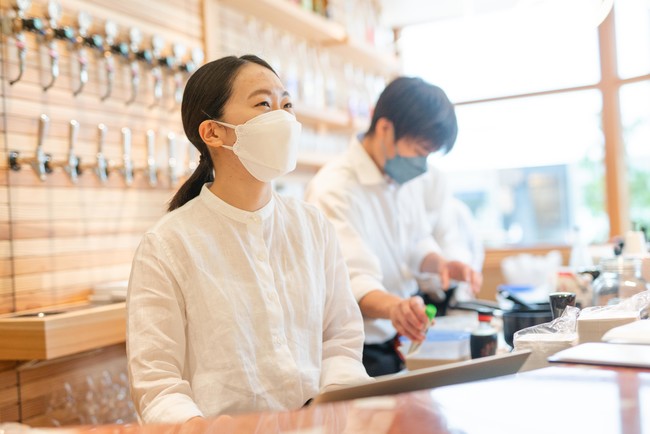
[388, 295, 431, 342]
[422, 252, 483, 295]
[447, 260, 483, 295]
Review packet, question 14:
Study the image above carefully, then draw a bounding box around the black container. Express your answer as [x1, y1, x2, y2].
[502, 303, 553, 348]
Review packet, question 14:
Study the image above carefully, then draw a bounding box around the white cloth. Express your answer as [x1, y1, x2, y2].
[305, 137, 440, 344]
[127, 184, 368, 424]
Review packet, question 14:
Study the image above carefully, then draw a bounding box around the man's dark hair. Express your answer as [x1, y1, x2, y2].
[366, 76, 458, 154]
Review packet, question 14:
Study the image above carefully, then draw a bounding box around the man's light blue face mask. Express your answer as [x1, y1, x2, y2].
[383, 140, 429, 184]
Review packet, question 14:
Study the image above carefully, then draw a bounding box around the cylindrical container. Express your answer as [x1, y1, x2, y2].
[592, 257, 647, 306]
[470, 313, 497, 359]
[502, 308, 553, 348]
[549, 292, 576, 319]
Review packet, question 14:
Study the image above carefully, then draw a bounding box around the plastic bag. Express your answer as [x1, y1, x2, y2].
[513, 306, 579, 372]
[577, 290, 649, 343]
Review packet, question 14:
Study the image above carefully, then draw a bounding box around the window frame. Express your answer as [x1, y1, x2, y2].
[446, 6, 647, 239]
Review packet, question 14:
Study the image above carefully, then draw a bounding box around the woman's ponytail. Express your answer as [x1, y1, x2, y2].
[167, 156, 214, 211]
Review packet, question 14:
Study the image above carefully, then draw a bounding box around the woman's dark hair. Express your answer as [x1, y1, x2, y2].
[366, 76, 458, 154]
[168, 54, 277, 211]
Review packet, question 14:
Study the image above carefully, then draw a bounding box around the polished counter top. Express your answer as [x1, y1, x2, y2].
[30, 363, 650, 434]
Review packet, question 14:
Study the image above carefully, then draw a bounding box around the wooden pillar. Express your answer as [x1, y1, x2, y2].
[598, 6, 629, 238]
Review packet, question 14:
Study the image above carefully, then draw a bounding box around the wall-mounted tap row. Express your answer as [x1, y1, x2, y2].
[8, 114, 194, 187]
[1, 0, 204, 108]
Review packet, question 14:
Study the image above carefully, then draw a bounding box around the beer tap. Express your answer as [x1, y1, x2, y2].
[96, 123, 109, 183]
[43, 0, 75, 92]
[126, 27, 152, 105]
[73, 11, 102, 96]
[167, 132, 178, 187]
[146, 129, 158, 186]
[173, 46, 204, 109]
[3, 0, 45, 85]
[149, 35, 165, 108]
[171, 43, 186, 108]
[8, 114, 53, 181]
[120, 127, 134, 185]
[101, 20, 128, 101]
[64, 120, 81, 183]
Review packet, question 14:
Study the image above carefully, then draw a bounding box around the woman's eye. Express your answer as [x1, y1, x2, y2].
[256, 101, 271, 107]
[283, 102, 293, 109]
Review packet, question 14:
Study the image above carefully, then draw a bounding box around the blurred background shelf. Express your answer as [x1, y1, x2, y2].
[0, 303, 125, 360]
[218, 0, 347, 44]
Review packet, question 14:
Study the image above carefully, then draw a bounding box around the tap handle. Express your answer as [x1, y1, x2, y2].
[126, 61, 140, 105]
[125, 27, 143, 105]
[150, 35, 165, 108]
[146, 129, 157, 186]
[42, 0, 62, 92]
[66, 120, 80, 182]
[167, 132, 177, 186]
[42, 41, 59, 91]
[73, 11, 92, 96]
[34, 114, 51, 181]
[73, 47, 88, 96]
[101, 54, 115, 101]
[121, 127, 133, 185]
[7, 0, 43, 85]
[100, 20, 119, 102]
[96, 123, 108, 183]
[8, 33, 27, 85]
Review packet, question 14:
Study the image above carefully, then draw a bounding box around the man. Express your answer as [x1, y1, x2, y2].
[305, 76, 480, 376]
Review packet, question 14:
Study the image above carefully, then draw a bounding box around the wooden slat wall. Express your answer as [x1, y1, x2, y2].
[0, 0, 202, 425]
[0, 361, 19, 422]
[0, 0, 203, 314]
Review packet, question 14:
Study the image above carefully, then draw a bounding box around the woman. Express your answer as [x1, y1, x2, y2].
[126, 55, 369, 425]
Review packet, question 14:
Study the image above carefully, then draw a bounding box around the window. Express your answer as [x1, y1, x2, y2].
[400, 4, 600, 102]
[620, 81, 650, 232]
[615, 0, 650, 79]
[429, 91, 607, 246]
[401, 2, 645, 246]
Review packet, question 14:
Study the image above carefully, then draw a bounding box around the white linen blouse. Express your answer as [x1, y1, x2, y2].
[127, 184, 368, 424]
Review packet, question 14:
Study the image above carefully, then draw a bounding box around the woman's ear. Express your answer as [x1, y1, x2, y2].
[199, 120, 225, 150]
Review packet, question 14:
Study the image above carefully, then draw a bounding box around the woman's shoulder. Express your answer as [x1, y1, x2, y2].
[274, 193, 328, 227]
[147, 196, 202, 236]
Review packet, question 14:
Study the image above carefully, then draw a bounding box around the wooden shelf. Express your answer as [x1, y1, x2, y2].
[218, 0, 346, 44]
[294, 105, 350, 131]
[217, 0, 400, 75]
[326, 37, 401, 76]
[0, 302, 126, 360]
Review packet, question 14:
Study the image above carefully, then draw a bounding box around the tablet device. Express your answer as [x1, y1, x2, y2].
[312, 349, 531, 404]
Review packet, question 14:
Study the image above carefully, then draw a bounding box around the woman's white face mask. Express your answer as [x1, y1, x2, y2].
[211, 110, 302, 182]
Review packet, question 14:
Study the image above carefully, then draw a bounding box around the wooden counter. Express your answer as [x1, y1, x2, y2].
[25, 363, 650, 433]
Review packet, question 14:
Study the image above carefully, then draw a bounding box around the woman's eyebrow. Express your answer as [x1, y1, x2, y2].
[247, 89, 290, 99]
